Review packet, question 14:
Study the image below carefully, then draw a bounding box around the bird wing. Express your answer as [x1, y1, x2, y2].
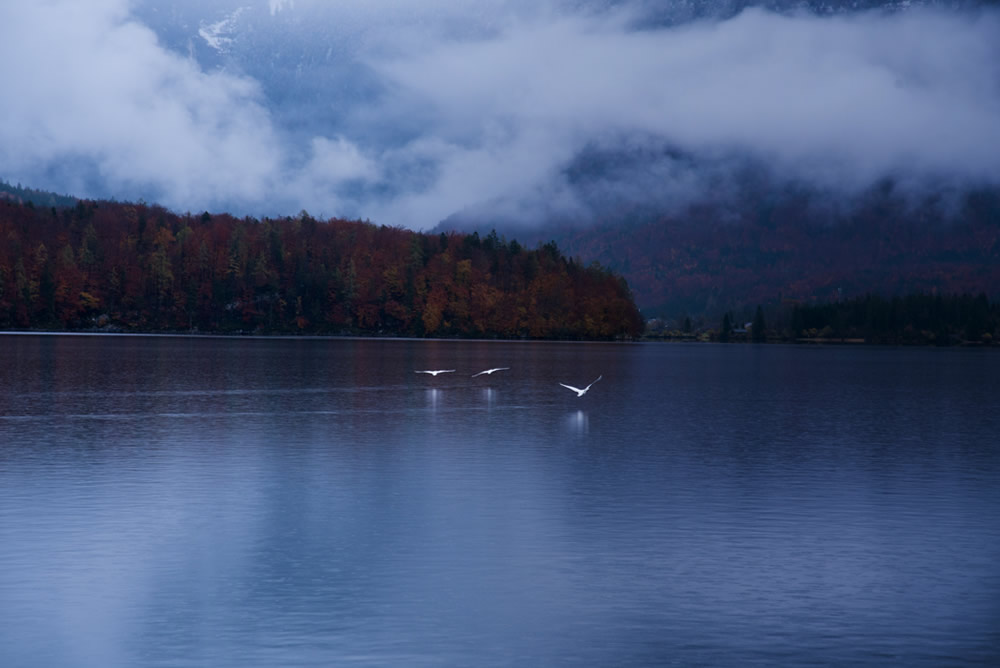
[473, 367, 508, 377]
[585, 375, 603, 390]
[559, 383, 583, 393]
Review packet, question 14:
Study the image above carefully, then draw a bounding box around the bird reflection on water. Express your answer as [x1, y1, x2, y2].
[566, 409, 589, 434]
[482, 388, 496, 409]
[426, 388, 442, 411]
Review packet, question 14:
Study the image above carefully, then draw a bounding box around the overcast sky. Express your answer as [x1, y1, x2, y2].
[1, 0, 998, 228]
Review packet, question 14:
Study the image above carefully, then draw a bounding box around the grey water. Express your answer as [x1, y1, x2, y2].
[0, 334, 997, 667]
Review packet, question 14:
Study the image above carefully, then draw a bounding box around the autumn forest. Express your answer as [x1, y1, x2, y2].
[0, 198, 643, 339]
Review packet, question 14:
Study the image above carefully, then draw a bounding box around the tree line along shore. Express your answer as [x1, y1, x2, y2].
[0, 199, 643, 340]
[646, 293, 999, 346]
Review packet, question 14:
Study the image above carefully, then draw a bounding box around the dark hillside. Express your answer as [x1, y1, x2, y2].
[442, 183, 1000, 319]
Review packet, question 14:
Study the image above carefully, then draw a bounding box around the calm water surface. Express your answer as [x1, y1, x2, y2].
[1, 334, 998, 667]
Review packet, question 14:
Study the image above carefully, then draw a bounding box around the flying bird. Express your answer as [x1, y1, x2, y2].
[415, 369, 456, 376]
[559, 375, 602, 397]
[472, 367, 509, 377]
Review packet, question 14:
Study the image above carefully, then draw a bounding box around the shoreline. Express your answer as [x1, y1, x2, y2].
[0, 329, 639, 344]
[2, 329, 994, 348]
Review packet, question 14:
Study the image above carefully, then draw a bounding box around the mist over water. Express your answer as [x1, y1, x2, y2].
[1, 334, 998, 666]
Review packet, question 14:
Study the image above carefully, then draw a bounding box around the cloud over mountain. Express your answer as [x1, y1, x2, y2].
[1, 1, 998, 227]
[0, 1, 282, 208]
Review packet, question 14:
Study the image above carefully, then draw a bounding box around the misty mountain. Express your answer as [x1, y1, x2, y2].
[121, 1, 1000, 226]
[437, 177, 1000, 318]
[133, 0, 981, 145]
[4, 1, 998, 228]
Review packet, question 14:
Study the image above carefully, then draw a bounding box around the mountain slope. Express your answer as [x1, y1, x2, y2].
[439, 182, 1000, 318]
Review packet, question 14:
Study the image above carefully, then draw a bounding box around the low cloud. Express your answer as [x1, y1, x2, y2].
[0, 0, 371, 216]
[0, 1, 279, 209]
[365, 6, 1000, 226]
[2, 1, 998, 227]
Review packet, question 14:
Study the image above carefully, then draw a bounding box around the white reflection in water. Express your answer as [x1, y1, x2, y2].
[482, 388, 496, 409]
[426, 388, 441, 411]
[566, 410, 589, 434]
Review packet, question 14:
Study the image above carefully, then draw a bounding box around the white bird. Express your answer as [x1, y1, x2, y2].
[559, 375, 602, 397]
[415, 369, 455, 376]
[472, 367, 509, 377]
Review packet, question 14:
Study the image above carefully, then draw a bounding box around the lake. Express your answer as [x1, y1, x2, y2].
[0, 334, 997, 667]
